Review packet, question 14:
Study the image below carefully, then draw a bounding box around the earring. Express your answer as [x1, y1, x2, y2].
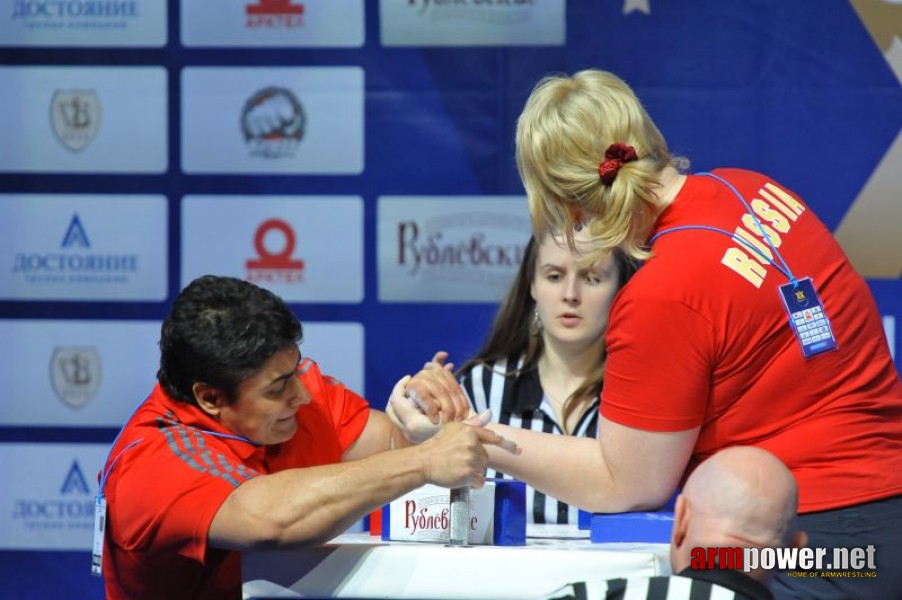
[530, 307, 543, 336]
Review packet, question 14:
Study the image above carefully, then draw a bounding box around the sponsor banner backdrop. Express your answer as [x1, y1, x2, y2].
[182, 0, 364, 48]
[181, 195, 364, 303]
[302, 322, 365, 397]
[0, 66, 167, 173]
[0, 319, 366, 425]
[378, 196, 532, 303]
[0, 319, 160, 427]
[380, 0, 565, 47]
[2, 2, 901, 597]
[0, 443, 107, 550]
[0, 0, 166, 47]
[0, 194, 167, 301]
[181, 67, 364, 174]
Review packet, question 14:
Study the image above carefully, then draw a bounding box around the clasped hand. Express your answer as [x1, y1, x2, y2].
[387, 352, 521, 456]
[386, 351, 475, 443]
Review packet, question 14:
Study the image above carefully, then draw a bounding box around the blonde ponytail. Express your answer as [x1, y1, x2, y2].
[516, 69, 684, 263]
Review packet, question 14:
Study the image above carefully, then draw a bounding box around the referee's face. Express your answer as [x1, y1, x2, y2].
[531, 231, 621, 352]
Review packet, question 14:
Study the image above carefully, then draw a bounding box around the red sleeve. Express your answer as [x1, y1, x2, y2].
[601, 291, 714, 432]
[298, 358, 370, 453]
[111, 436, 250, 564]
[158, 471, 235, 563]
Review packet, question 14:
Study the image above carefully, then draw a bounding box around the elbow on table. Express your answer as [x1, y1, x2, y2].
[241, 521, 290, 550]
[618, 495, 674, 513]
[579, 481, 677, 514]
[212, 491, 333, 551]
[236, 518, 334, 551]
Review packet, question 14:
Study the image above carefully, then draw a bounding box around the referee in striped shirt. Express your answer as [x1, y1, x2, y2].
[455, 229, 637, 524]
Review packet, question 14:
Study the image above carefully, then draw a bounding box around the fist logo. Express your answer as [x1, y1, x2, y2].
[240, 86, 306, 158]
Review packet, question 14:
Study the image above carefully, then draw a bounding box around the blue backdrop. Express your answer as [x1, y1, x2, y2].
[1, 0, 899, 597]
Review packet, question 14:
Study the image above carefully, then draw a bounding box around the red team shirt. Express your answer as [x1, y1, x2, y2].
[101, 358, 370, 600]
[602, 169, 902, 513]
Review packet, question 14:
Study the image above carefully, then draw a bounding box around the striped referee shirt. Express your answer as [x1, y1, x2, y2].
[458, 354, 599, 525]
[546, 568, 774, 600]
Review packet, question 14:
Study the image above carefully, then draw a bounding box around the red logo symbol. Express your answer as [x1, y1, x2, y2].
[246, 219, 305, 283]
[246, 0, 304, 28]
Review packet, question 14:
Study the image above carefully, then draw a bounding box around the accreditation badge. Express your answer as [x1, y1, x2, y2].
[91, 495, 107, 576]
[778, 277, 838, 358]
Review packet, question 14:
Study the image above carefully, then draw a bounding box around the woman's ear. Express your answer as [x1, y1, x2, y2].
[192, 382, 225, 417]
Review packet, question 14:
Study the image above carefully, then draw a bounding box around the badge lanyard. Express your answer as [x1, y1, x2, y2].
[91, 400, 260, 577]
[648, 172, 838, 359]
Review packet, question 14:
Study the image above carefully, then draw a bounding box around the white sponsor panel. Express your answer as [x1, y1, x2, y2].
[1, 0, 166, 47]
[182, 0, 364, 48]
[380, 0, 565, 46]
[383, 481, 524, 545]
[181, 67, 364, 174]
[0, 443, 107, 550]
[378, 196, 532, 302]
[302, 322, 365, 397]
[181, 195, 364, 303]
[0, 319, 160, 426]
[0, 194, 167, 301]
[0, 66, 167, 173]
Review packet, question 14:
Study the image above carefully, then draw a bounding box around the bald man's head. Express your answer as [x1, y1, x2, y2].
[670, 447, 805, 579]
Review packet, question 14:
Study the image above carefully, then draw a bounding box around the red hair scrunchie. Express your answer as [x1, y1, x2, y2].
[598, 143, 639, 185]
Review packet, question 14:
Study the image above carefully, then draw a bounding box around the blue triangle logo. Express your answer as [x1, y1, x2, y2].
[60, 460, 91, 495]
[61, 213, 90, 249]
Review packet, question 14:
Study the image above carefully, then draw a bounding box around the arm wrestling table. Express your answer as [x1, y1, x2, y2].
[242, 524, 672, 599]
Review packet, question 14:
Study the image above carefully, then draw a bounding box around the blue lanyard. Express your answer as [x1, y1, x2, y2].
[648, 172, 799, 286]
[98, 397, 260, 499]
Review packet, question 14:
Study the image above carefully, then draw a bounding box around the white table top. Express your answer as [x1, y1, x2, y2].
[242, 524, 672, 599]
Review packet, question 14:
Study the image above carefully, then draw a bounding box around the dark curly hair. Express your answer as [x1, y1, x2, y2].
[157, 275, 303, 405]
